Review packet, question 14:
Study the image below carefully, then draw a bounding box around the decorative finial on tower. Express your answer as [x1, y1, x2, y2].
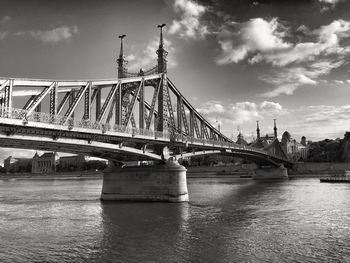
[156, 24, 168, 73]
[118, 34, 126, 56]
[117, 34, 127, 78]
[157, 23, 166, 47]
[273, 119, 277, 138]
[256, 120, 260, 140]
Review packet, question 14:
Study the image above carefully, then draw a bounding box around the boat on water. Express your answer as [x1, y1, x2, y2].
[320, 170, 350, 183]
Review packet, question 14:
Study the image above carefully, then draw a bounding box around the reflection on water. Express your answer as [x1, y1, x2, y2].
[1, 178, 350, 262]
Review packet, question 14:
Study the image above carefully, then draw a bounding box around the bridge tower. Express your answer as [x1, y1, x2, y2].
[256, 120, 261, 139]
[100, 25, 189, 202]
[117, 34, 127, 79]
[156, 24, 169, 132]
[274, 119, 278, 139]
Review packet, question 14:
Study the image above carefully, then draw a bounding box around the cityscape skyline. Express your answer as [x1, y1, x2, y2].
[1, 0, 350, 159]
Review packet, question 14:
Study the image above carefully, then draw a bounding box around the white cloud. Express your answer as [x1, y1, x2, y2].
[25, 26, 79, 44]
[196, 100, 225, 114]
[318, 0, 343, 4]
[334, 80, 345, 84]
[127, 38, 176, 71]
[285, 104, 350, 140]
[260, 60, 344, 97]
[0, 16, 11, 24]
[230, 102, 261, 124]
[169, 0, 209, 39]
[0, 32, 7, 40]
[197, 100, 284, 125]
[216, 18, 350, 67]
[260, 101, 283, 114]
[216, 18, 290, 65]
[319, 0, 344, 12]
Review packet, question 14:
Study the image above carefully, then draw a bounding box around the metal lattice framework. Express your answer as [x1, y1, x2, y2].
[0, 25, 293, 167]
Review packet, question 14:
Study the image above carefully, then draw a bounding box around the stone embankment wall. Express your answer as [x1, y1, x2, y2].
[186, 164, 255, 177]
[290, 162, 350, 175]
[0, 170, 103, 179]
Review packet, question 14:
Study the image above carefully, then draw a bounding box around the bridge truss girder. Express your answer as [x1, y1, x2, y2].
[0, 75, 291, 166]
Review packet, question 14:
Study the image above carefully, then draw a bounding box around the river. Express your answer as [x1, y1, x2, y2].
[0, 177, 350, 262]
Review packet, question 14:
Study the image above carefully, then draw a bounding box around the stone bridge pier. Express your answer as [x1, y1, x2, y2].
[252, 164, 288, 180]
[100, 159, 189, 202]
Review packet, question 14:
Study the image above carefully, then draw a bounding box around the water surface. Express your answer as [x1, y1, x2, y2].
[0, 177, 349, 262]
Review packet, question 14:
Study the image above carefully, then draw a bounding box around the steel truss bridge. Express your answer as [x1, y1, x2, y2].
[0, 27, 292, 168]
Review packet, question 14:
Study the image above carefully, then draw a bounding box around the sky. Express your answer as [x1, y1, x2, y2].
[1, 0, 350, 160]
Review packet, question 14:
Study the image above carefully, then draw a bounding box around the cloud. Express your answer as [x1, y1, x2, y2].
[195, 100, 225, 114]
[126, 38, 176, 71]
[169, 0, 209, 39]
[318, 0, 344, 4]
[260, 101, 283, 114]
[197, 100, 284, 125]
[0, 32, 7, 40]
[0, 16, 11, 24]
[260, 60, 344, 97]
[319, 0, 344, 12]
[216, 18, 350, 67]
[216, 18, 290, 65]
[285, 104, 350, 140]
[20, 26, 79, 44]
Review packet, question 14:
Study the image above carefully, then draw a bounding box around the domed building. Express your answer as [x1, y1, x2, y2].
[281, 131, 308, 161]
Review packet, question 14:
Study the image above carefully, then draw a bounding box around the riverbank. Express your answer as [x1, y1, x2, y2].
[0, 171, 103, 180]
[2, 162, 350, 180]
[289, 162, 350, 176]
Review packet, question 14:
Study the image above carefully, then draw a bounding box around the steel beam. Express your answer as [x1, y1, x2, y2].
[63, 83, 90, 123]
[180, 101, 189, 135]
[115, 84, 122, 125]
[139, 81, 145, 129]
[189, 110, 194, 137]
[95, 88, 101, 121]
[167, 78, 232, 142]
[157, 73, 168, 132]
[193, 115, 201, 138]
[0, 80, 9, 93]
[23, 95, 36, 111]
[83, 82, 91, 120]
[25, 82, 55, 116]
[146, 79, 161, 129]
[96, 82, 120, 123]
[57, 92, 71, 116]
[4, 80, 13, 112]
[123, 79, 143, 126]
[106, 95, 116, 123]
[49, 82, 58, 116]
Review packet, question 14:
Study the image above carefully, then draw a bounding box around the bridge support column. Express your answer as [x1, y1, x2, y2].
[253, 165, 288, 180]
[100, 159, 189, 202]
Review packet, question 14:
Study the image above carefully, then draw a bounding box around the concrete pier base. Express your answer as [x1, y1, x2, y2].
[100, 160, 189, 202]
[253, 165, 288, 180]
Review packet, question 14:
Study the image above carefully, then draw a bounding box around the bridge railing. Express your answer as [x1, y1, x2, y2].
[0, 107, 170, 141]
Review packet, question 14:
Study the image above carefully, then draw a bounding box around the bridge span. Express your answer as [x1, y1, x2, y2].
[0, 25, 293, 202]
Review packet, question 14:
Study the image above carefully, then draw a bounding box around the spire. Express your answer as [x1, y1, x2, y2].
[273, 119, 277, 138]
[158, 23, 165, 48]
[117, 34, 127, 78]
[256, 120, 260, 140]
[156, 24, 168, 73]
